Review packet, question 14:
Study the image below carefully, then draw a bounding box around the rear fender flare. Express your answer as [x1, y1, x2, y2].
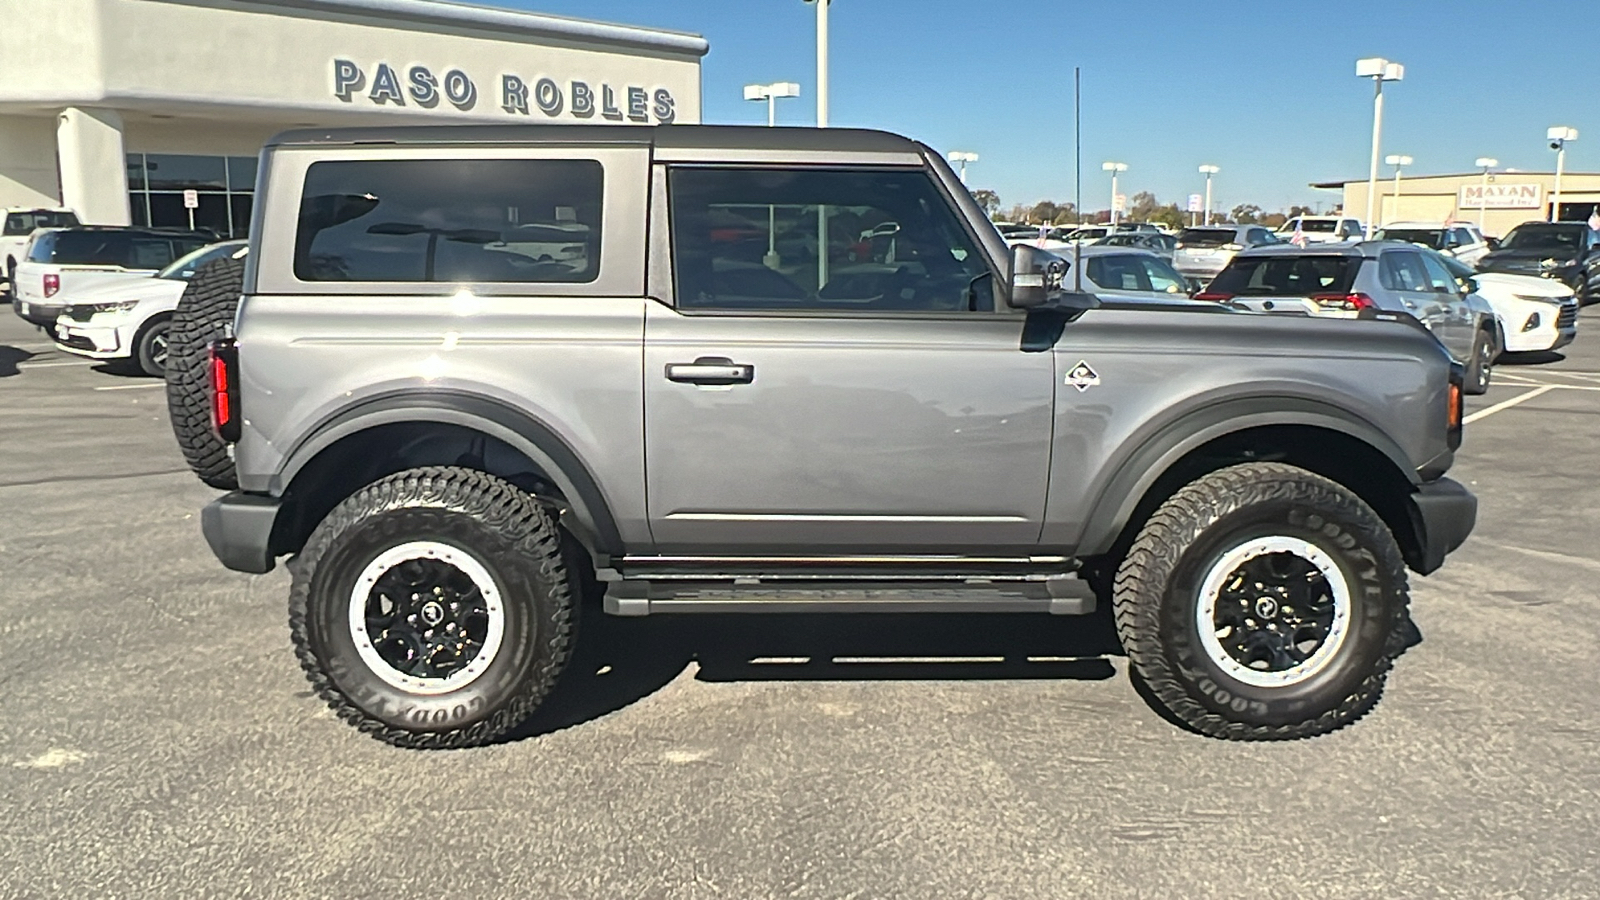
[272, 390, 623, 554]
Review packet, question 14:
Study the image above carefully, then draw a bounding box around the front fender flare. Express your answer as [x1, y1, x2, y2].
[1074, 397, 1420, 557]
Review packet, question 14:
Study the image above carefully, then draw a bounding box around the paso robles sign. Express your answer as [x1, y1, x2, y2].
[1458, 183, 1544, 210]
[332, 59, 677, 124]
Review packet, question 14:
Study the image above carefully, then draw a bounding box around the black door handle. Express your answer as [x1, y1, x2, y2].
[665, 356, 755, 386]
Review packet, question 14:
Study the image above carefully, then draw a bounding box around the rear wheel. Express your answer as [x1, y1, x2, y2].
[1112, 462, 1412, 741]
[1464, 327, 1496, 395]
[164, 256, 244, 489]
[289, 467, 578, 749]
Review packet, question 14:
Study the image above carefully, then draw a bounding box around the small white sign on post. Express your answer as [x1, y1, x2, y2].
[1187, 193, 1203, 213]
[1112, 193, 1127, 213]
[182, 189, 199, 210]
[1458, 183, 1543, 210]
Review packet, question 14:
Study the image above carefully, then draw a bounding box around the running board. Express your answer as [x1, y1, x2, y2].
[600, 576, 1095, 617]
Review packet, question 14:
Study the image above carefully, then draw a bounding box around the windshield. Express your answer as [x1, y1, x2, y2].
[1209, 254, 1361, 296]
[1377, 228, 1444, 249]
[1500, 225, 1584, 252]
[1284, 220, 1338, 233]
[4, 210, 79, 235]
[1177, 228, 1237, 248]
[158, 242, 243, 280]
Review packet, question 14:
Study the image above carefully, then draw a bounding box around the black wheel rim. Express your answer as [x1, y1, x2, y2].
[1198, 537, 1351, 688]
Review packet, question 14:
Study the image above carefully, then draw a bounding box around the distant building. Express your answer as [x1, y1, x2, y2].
[0, 0, 706, 236]
[1312, 171, 1600, 237]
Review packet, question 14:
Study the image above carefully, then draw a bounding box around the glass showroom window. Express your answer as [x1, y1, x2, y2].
[126, 154, 257, 238]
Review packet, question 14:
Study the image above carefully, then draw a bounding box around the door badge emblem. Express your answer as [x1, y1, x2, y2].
[1066, 360, 1101, 392]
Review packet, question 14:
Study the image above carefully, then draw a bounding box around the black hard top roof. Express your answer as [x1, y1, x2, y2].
[265, 124, 925, 156]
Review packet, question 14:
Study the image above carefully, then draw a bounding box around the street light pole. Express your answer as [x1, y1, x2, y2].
[1356, 57, 1404, 240]
[1384, 154, 1411, 226]
[1198, 165, 1219, 226]
[1474, 157, 1498, 228]
[1548, 126, 1578, 222]
[745, 83, 801, 269]
[1102, 161, 1127, 225]
[948, 151, 979, 185]
[804, 0, 830, 128]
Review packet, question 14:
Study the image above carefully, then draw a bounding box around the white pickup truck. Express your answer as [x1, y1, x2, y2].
[1, 207, 79, 295]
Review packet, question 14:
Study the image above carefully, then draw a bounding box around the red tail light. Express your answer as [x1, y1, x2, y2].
[209, 339, 241, 443]
[1309, 292, 1374, 311]
[1194, 291, 1233, 302]
[43, 273, 59, 297]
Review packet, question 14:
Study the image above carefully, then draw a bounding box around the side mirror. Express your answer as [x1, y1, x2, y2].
[1009, 243, 1098, 312]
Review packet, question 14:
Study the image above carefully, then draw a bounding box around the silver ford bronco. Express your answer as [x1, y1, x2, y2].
[192, 124, 1475, 747]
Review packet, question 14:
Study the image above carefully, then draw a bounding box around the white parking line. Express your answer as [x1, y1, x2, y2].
[16, 360, 85, 369]
[92, 382, 163, 391]
[1464, 385, 1555, 424]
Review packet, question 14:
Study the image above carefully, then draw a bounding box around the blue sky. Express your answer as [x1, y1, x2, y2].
[494, 0, 1596, 214]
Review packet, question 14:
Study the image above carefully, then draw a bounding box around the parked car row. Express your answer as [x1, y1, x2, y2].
[7, 223, 241, 375]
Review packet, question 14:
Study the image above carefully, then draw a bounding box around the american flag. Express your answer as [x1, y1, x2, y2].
[1588, 209, 1600, 231]
[1289, 219, 1307, 247]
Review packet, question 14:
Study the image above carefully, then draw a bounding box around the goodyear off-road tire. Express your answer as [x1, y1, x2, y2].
[289, 467, 577, 749]
[1112, 462, 1412, 741]
[164, 256, 244, 489]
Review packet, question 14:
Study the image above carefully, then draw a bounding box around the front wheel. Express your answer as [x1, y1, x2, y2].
[134, 318, 170, 377]
[1112, 462, 1412, 741]
[289, 467, 578, 749]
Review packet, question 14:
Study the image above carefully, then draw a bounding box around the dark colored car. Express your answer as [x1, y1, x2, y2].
[1476, 222, 1600, 305]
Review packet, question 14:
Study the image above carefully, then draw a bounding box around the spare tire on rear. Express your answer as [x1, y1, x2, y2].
[165, 254, 246, 490]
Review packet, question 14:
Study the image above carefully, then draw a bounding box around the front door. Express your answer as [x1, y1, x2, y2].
[644, 165, 1054, 553]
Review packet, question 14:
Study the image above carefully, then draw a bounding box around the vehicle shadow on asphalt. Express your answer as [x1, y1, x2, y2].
[515, 604, 1123, 740]
[1499, 350, 1566, 366]
[0, 345, 34, 377]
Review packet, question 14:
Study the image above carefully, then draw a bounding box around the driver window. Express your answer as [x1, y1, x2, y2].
[1419, 253, 1460, 293]
[668, 167, 993, 312]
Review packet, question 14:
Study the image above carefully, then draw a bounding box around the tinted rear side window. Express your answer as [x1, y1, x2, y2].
[27, 231, 136, 265]
[1210, 255, 1360, 296]
[1177, 228, 1237, 247]
[295, 159, 603, 283]
[1376, 228, 1443, 249]
[5, 211, 79, 235]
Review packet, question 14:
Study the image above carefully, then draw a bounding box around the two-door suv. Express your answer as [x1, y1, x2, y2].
[193, 125, 1475, 747]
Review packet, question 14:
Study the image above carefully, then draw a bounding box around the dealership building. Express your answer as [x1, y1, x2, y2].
[1315, 170, 1600, 237]
[0, 0, 706, 237]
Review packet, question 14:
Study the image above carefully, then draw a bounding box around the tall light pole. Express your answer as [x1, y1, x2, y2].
[746, 83, 802, 270]
[1548, 126, 1578, 222]
[1102, 161, 1127, 225]
[1474, 157, 1498, 228]
[743, 81, 801, 126]
[803, 0, 830, 128]
[1384, 154, 1411, 225]
[1198, 165, 1219, 226]
[803, 0, 831, 290]
[948, 151, 979, 184]
[1356, 57, 1404, 239]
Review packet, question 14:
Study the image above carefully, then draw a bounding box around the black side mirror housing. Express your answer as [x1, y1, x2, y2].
[1009, 243, 1099, 313]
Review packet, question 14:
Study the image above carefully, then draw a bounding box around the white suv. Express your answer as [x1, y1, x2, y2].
[54, 240, 246, 376]
[11, 227, 211, 328]
[1275, 216, 1364, 244]
[1374, 222, 1491, 267]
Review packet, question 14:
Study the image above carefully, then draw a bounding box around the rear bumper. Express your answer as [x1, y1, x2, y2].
[12, 298, 63, 327]
[1405, 477, 1477, 575]
[201, 491, 280, 574]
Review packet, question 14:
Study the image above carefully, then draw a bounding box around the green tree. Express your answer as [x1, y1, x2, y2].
[971, 189, 1001, 218]
[1127, 191, 1161, 223]
[1148, 203, 1186, 230]
[1261, 212, 1288, 229]
[1231, 204, 1263, 225]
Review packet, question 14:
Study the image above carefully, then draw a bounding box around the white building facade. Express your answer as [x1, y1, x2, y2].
[0, 0, 706, 235]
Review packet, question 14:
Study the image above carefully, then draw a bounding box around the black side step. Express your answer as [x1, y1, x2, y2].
[599, 576, 1095, 617]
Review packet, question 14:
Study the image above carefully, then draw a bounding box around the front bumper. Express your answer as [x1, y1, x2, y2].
[53, 318, 132, 360]
[202, 492, 281, 574]
[1405, 477, 1477, 575]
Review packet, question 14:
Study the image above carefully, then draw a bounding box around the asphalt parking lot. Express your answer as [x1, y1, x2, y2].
[2, 309, 1598, 900]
